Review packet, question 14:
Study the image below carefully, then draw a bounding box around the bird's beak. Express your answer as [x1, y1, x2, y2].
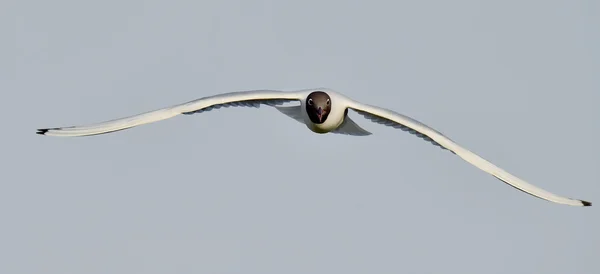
[317, 107, 323, 122]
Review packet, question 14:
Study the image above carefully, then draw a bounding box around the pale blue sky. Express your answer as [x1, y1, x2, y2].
[8, 0, 599, 273]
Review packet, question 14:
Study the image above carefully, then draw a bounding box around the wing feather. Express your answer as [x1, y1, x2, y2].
[37, 90, 302, 137]
[348, 100, 591, 207]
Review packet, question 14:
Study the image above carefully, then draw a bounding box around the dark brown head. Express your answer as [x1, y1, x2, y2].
[305, 91, 331, 124]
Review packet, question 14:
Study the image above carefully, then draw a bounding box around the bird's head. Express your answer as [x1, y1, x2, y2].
[305, 91, 331, 124]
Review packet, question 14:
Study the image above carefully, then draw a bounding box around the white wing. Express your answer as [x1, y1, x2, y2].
[37, 90, 303, 137]
[347, 100, 591, 207]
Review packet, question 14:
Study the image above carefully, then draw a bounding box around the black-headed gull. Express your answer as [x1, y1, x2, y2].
[37, 88, 591, 207]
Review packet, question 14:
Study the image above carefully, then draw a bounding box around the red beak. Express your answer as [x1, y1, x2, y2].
[317, 107, 323, 122]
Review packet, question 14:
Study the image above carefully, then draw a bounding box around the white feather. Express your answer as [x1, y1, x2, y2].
[345, 98, 590, 207]
[37, 90, 304, 137]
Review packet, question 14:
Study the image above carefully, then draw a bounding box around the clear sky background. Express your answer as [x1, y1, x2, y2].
[8, 0, 599, 273]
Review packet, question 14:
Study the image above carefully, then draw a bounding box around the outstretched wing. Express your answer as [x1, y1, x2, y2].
[347, 100, 591, 207]
[37, 90, 303, 137]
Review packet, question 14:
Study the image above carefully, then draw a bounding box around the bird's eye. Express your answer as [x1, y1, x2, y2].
[326, 99, 330, 105]
[308, 98, 313, 105]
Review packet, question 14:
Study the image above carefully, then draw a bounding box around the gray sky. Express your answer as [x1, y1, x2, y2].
[8, 0, 599, 273]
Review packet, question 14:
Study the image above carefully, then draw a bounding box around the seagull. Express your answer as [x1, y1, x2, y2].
[37, 88, 591, 207]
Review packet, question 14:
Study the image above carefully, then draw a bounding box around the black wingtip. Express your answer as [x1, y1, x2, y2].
[36, 128, 49, 135]
[582, 200, 592, 207]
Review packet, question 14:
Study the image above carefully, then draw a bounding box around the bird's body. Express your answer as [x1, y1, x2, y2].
[300, 90, 350, 134]
[37, 88, 591, 207]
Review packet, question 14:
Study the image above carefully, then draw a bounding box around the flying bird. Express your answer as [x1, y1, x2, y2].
[37, 88, 591, 207]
